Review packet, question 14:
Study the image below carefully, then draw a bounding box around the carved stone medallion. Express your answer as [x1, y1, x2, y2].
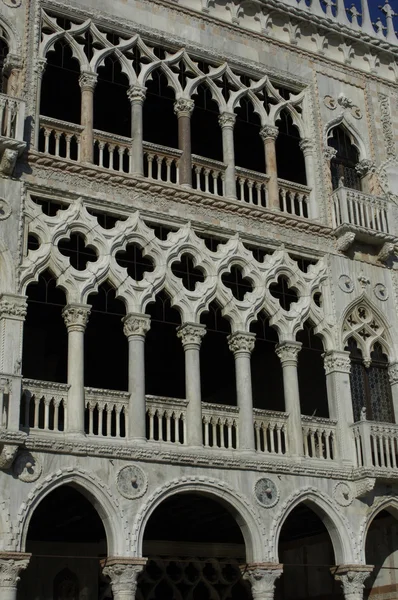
[0, 199, 11, 220]
[13, 451, 42, 482]
[333, 482, 354, 507]
[2, 0, 22, 6]
[338, 274, 354, 293]
[117, 464, 148, 499]
[254, 477, 279, 508]
[374, 283, 388, 301]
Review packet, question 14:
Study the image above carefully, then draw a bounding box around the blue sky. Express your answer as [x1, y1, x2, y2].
[349, 0, 398, 29]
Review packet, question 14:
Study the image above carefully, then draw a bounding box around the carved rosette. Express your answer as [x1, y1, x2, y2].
[218, 112, 236, 129]
[177, 323, 206, 349]
[333, 565, 373, 599]
[62, 304, 91, 332]
[102, 558, 147, 596]
[79, 71, 98, 92]
[122, 313, 151, 339]
[0, 553, 31, 588]
[127, 85, 147, 105]
[323, 351, 351, 375]
[174, 98, 195, 117]
[275, 342, 301, 366]
[227, 332, 256, 355]
[259, 125, 279, 141]
[241, 563, 283, 599]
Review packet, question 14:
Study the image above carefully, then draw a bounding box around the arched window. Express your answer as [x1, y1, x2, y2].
[346, 338, 394, 423]
[0, 38, 9, 93]
[275, 110, 306, 185]
[328, 126, 361, 191]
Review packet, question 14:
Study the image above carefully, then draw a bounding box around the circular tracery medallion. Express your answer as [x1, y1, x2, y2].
[117, 464, 148, 499]
[2, 0, 22, 7]
[333, 482, 354, 507]
[13, 451, 42, 482]
[254, 477, 279, 508]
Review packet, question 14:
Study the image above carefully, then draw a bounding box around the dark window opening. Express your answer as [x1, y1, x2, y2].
[191, 83, 223, 161]
[31, 196, 68, 216]
[270, 276, 298, 311]
[296, 321, 328, 418]
[234, 97, 265, 173]
[275, 110, 306, 185]
[171, 254, 205, 291]
[94, 54, 131, 137]
[143, 69, 177, 148]
[145, 222, 178, 241]
[86, 208, 127, 229]
[197, 233, 227, 252]
[58, 233, 97, 271]
[365, 511, 398, 599]
[222, 265, 253, 301]
[27, 234, 40, 252]
[329, 126, 361, 191]
[115, 243, 155, 281]
[0, 38, 9, 94]
[244, 244, 271, 263]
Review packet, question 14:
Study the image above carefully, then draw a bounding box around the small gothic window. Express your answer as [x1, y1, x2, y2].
[0, 38, 9, 94]
[346, 338, 394, 423]
[328, 126, 361, 191]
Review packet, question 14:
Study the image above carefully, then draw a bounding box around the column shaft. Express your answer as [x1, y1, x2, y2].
[276, 342, 303, 457]
[228, 332, 255, 451]
[174, 99, 194, 187]
[260, 125, 279, 210]
[123, 313, 150, 441]
[177, 323, 206, 446]
[128, 86, 146, 176]
[34, 59, 46, 149]
[219, 112, 237, 199]
[299, 139, 318, 219]
[79, 72, 97, 164]
[62, 304, 91, 435]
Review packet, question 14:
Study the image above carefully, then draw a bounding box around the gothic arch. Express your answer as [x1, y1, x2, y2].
[270, 488, 358, 564]
[131, 477, 267, 563]
[358, 497, 398, 562]
[0, 15, 21, 56]
[324, 114, 368, 160]
[16, 468, 129, 556]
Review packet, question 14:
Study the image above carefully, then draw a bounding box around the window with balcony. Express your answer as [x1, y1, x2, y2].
[329, 125, 361, 191]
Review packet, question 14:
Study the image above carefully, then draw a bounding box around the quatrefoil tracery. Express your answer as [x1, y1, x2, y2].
[342, 302, 389, 364]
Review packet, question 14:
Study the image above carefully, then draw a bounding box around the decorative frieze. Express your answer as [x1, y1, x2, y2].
[378, 93, 395, 158]
[62, 304, 91, 332]
[122, 313, 151, 338]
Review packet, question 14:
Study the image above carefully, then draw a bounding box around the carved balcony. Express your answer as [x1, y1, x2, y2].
[352, 419, 398, 475]
[332, 186, 398, 258]
[0, 93, 26, 176]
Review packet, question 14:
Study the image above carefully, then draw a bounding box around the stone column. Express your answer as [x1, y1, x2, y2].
[123, 313, 151, 441]
[0, 295, 27, 431]
[174, 98, 194, 187]
[62, 304, 91, 435]
[127, 85, 146, 176]
[333, 565, 373, 600]
[219, 112, 237, 199]
[260, 125, 279, 210]
[228, 332, 256, 452]
[275, 341, 303, 457]
[0, 552, 31, 600]
[241, 563, 283, 600]
[323, 351, 356, 465]
[79, 71, 98, 164]
[177, 323, 206, 447]
[34, 58, 47, 149]
[299, 138, 318, 219]
[102, 557, 147, 600]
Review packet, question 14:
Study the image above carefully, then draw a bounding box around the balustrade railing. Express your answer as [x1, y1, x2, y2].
[278, 179, 311, 218]
[93, 130, 131, 173]
[235, 167, 268, 207]
[302, 416, 337, 460]
[20, 379, 68, 433]
[253, 409, 288, 455]
[0, 93, 25, 141]
[38, 116, 82, 161]
[143, 142, 180, 184]
[192, 155, 225, 196]
[146, 395, 187, 444]
[85, 387, 128, 438]
[352, 420, 398, 469]
[332, 187, 390, 233]
[202, 403, 239, 450]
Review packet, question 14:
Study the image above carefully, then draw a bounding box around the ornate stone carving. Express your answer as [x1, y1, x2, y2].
[324, 146, 338, 161]
[259, 125, 279, 140]
[333, 565, 373, 598]
[388, 362, 398, 385]
[342, 301, 388, 366]
[333, 482, 354, 507]
[254, 478, 279, 508]
[177, 323, 206, 348]
[355, 477, 376, 498]
[0, 198, 11, 220]
[116, 464, 148, 499]
[102, 558, 147, 596]
[323, 95, 337, 110]
[174, 98, 195, 116]
[127, 85, 147, 104]
[298, 138, 314, 155]
[13, 451, 42, 482]
[358, 273, 370, 289]
[378, 242, 395, 263]
[336, 231, 355, 252]
[79, 71, 98, 91]
[62, 304, 91, 331]
[275, 342, 301, 365]
[218, 112, 236, 128]
[0, 553, 31, 588]
[379, 93, 395, 158]
[0, 445, 19, 470]
[242, 563, 283, 598]
[355, 159, 375, 177]
[0, 298, 27, 319]
[0, 149, 18, 176]
[374, 283, 388, 301]
[227, 332, 256, 354]
[122, 313, 151, 338]
[323, 351, 351, 375]
[338, 274, 354, 293]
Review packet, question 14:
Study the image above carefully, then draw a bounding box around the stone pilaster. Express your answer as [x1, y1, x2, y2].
[275, 341, 303, 457]
[123, 313, 151, 441]
[34, 58, 47, 149]
[79, 71, 98, 163]
[260, 125, 279, 210]
[127, 85, 147, 176]
[241, 563, 283, 600]
[333, 565, 373, 600]
[174, 98, 195, 187]
[219, 112, 237, 199]
[62, 304, 91, 435]
[102, 557, 147, 600]
[0, 552, 31, 600]
[177, 323, 206, 446]
[228, 332, 256, 452]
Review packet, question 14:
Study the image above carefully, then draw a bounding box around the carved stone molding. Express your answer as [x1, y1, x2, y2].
[227, 332, 256, 354]
[218, 112, 236, 129]
[0, 553, 31, 588]
[79, 71, 98, 91]
[275, 341, 301, 365]
[174, 98, 195, 117]
[332, 565, 373, 598]
[102, 558, 147, 596]
[177, 323, 206, 348]
[62, 304, 91, 332]
[127, 85, 147, 104]
[259, 125, 279, 141]
[241, 563, 283, 598]
[323, 351, 351, 375]
[0, 295, 27, 320]
[378, 94, 395, 159]
[122, 313, 151, 338]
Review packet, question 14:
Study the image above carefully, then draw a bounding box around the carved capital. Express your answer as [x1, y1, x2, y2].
[324, 146, 338, 161]
[174, 98, 194, 117]
[299, 138, 314, 155]
[3, 54, 23, 75]
[242, 563, 283, 599]
[355, 159, 375, 177]
[275, 341, 301, 365]
[227, 332, 256, 355]
[122, 313, 151, 338]
[102, 558, 147, 596]
[127, 85, 147, 104]
[389, 362, 398, 385]
[0, 553, 31, 588]
[0, 295, 27, 320]
[333, 565, 373, 598]
[259, 125, 279, 141]
[62, 304, 91, 332]
[177, 323, 206, 349]
[79, 71, 98, 91]
[323, 351, 351, 375]
[218, 112, 236, 129]
[34, 58, 47, 77]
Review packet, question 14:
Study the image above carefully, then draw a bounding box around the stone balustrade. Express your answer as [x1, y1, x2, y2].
[143, 141, 181, 184]
[145, 395, 187, 444]
[332, 187, 390, 233]
[192, 154, 225, 196]
[202, 403, 239, 449]
[93, 129, 131, 173]
[39, 116, 82, 161]
[302, 416, 338, 461]
[85, 387, 129, 438]
[278, 179, 311, 218]
[253, 409, 289, 455]
[20, 379, 69, 433]
[235, 166, 269, 207]
[352, 420, 398, 469]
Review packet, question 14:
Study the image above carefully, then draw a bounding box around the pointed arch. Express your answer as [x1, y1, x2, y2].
[324, 113, 368, 160]
[360, 497, 398, 562]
